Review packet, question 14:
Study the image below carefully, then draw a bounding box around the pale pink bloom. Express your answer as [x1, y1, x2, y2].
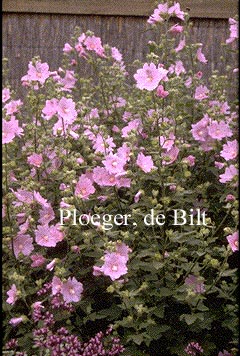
[93, 134, 115, 154]
[226, 231, 238, 252]
[195, 71, 203, 79]
[12, 188, 34, 204]
[2, 88, 11, 102]
[162, 146, 180, 165]
[134, 190, 142, 203]
[194, 85, 209, 100]
[191, 115, 210, 141]
[103, 154, 127, 175]
[71, 245, 81, 254]
[13, 234, 34, 258]
[58, 70, 77, 91]
[27, 153, 43, 167]
[93, 265, 104, 276]
[32, 301, 44, 310]
[33, 191, 49, 207]
[76, 157, 84, 164]
[220, 140, 238, 160]
[9, 317, 23, 326]
[111, 47, 123, 62]
[136, 152, 156, 173]
[22, 61, 50, 85]
[156, 84, 169, 98]
[30, 254, 46, 267]
[226, 18, 238, 44]
[117, 143, 131, 162]
[18, 219, 30, 234]
[57, 97, 77, 122]
[46, 259, 56, 271]
[182, 155, 196, 166]
[147, 4, 167, 25]
[208, 120, 233, 140]
[84, 36, 105, 57]
[174, 60, 186, 76]
[169, 24, 183, 33]
[185, 274, 205, 294]
[4, 99, 23, 115]
[6, 284, 18, 305]
[61, 277, 83, 303]
[185, 76, 192, 87]
[35, 224, 64, 247]
[169, 184, 177, 191]
[121, 119, 142, 138]
[116, 177, 131, 188]
[52, 276, 63, 295]
[39, 205, 55, 225]
[101, 252, 128, 281]
[63, 43, 73, 53]
[42, 98, 59, 120]
[115, 242, 132, 262]
[225, 194, 235, 202]
[160, 133, 175, 151]
[175, 37, 186, 52]
[75, 175, 95, 199]
[219, 164, 238, 183]
[92, 167, 117, 187]
[215, 161, 225, 169]
[2, 117, 24, 144]
[168, 2, 185, 20]
[196, 46, 208, 63]
[134, 63, 168, 91]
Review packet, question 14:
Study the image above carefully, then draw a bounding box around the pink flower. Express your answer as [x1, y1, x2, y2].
[57, 97, 77, 122]
[27, 153, 43, 167]
[75, 175, 96, 200]
[219, 165, 238, 183]
[220, 140, 238, 161]
[46, 259, 56, 271]
[134, 63, 168, 91]
[2, 88, 11, 102]
[111, 47, 123, 62]
[93, 167, 118, 187]
[13, 234, 34, 258]
[196, 46, 208, 64]
[147, 3, 168, 24]
[136, 152, 156, 173]
[185, 274, 205, 294]
[134, 190, 142, 203]
[175, 37, 186, 52]
[2, 117, 24, 144]
[226, 18, 238, 44]
[42, 98, 59, 120]
[9, 317, 23, 326]
[4, 99, 23, 115]
[169, 24, 183, 33]
[33, 191, 49, 207]
[162, 146, 180, 165]
[156, 85, 169, 98]
[101, 252, 128, 281]
[52, 276, 63, 295]
[103, 154, 126, 175]
[22, 61, 50, 84]
[58, 70, 77, 91]
[92, 134, 116, 154]
[226, 231, 238, 252]
[93, 265, 104, 276]
[215, 161, 225, 169]
[182, 155, 196, 166]
[84, 35, 105, 57]
[115, 242, 132, 262]
[159, 133, 175, 151]
[35, 224, 64, 247]
[61, 277, 83, 303]
[63, 42, 73, 53]
[194, 85, 209, 100]
[191, 115, 210, 142]
[6, 284, 18, 305]
[30, 254, 46, 267]
[225, 194, 235, 202]
[173, 60, 186, 76]
[38, 205, 55, 225]
[168, 2, 185, 21]
[121, 119, 142, 138]
[208, 120, 233, 140]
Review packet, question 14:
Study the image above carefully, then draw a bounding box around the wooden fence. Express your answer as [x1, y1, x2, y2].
[2, 0, 238, 97]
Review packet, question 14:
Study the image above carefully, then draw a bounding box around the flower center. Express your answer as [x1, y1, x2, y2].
[112, 160, 117, 167]
[234, 240, 238, 247]
[80, 188, 87, 195]
[19, 244, 23, 250]
[70, 288, 75, 294]
[43, 235, 49, 241]
[111, 265, 118, 272]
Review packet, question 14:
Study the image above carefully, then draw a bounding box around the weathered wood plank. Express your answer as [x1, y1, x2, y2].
[2, 0, 238, 19]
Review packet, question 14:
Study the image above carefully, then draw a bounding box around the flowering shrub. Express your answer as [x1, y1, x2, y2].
[2, 2, 239, 355]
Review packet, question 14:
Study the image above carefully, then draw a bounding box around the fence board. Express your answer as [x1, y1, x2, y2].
[2, 0, 238, 19]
